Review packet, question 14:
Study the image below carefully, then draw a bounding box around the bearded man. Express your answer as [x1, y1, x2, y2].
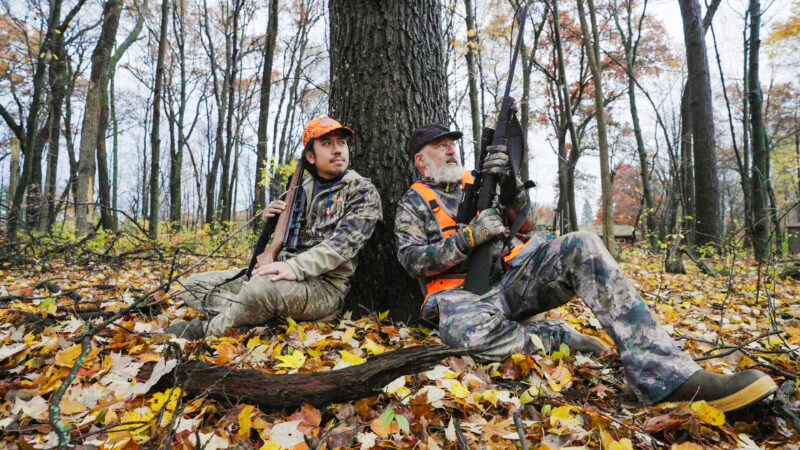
[393, 123, 777, 412]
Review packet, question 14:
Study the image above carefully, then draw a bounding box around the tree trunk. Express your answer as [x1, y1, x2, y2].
[550, 0, 582, 235]
[202, 0, 227, 225]
[679, 88, 695, 246]
[253, 0, 280, 232]
[39, 30, 69, 232]
[678, 0, 720, 249]
[6, 0, 63, 239]
[218, 0, 243, 223]
[106, 0, 146, 231]
[463, 0, 481, 163]
[748, 0, 769, 261]
[577, 0, 617, 255]
[96, 85, 114, 230]
[8, 139, 20, 201]
[330, 0, 448, 323]
[169, 0, 188, 229]
[75, 0, 123, 236]
[148, 0, 170, 239]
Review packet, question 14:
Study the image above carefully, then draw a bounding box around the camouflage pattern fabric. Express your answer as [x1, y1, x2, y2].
[181, 170, 381, 336]
[395, 179, 701, 404]
[181, 268, 345, 336]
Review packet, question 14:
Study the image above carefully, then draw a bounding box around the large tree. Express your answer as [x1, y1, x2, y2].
[678, 0, 721, 248]
[329, 0, 448, 322]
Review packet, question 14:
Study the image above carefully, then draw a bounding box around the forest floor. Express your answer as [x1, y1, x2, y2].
[1, 231, 799, 449]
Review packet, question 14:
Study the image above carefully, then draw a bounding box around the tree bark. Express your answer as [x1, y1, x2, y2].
[550, 0, 582, 235]
[96, 85, 114, 231]
[169, 0, 188, 229]
[39, 30, 69, 232]
[611, 0, 657, 248]
[748, 0, 769, 261]
[330, 0, 448, 323]
[75, 0, 123, 236]
[464, 0, 482, 163]
[577, 0, 617, 255]
[678, 0, 720, 248]
[143, 345, 467, 410]
[6, 0, 64, 239]
[148, 0, 171, 239]
[253, 0, 280, 232]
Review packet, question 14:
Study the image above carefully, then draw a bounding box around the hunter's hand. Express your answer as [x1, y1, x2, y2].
[264, 200, 287, 218]
[483, 144, 511, 182]
[465, 208, 505, 247]
[252, 261, 297, 281]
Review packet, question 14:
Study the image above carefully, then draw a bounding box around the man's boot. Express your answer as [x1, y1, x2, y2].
[661, 369, 778, 412]
[165, 318, 206, 340]
[567, 332, 610, 357]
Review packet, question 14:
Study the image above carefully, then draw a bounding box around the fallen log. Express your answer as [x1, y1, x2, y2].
[142, 344, 469, 410]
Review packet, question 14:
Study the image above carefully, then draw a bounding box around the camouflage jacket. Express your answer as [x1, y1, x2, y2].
[394, 175, 538, 315]
[277, 170, 382, 288]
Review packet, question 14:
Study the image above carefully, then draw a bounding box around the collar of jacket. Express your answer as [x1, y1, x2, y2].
[416, 176, 462, 193]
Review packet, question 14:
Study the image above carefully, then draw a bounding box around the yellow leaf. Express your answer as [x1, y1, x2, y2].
[238, 405, 254, 438]
[341, 327, 355, 343]
[549, 405, 577, 426]
[212, 342, 236, 365]
[259, 442, 282, 450]
[378, 310, 390, 320]
[482, 389, 499, 405]
[362, 338, 386, 355]
[246, 336, 263, 350]
[449, 382, 469, 399]
[60, 396, 87, 415]
[690, 400, 725, 426]
[520, 386, 539, 404]
[511, 354, 527, 363]
[340, 350, 365, 365]
[608, 438, 634, 450]
[275, 351, 306, 369]
[55, 343, 99, 368]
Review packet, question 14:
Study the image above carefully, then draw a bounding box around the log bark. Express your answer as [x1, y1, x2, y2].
[143, 345, 468, 409]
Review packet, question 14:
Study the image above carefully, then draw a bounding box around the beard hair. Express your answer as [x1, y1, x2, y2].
[422, 152, 464, 184]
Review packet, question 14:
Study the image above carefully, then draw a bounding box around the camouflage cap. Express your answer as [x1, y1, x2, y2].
[302, 116, 354, 146]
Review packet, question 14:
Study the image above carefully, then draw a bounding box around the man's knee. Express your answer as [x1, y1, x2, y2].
[439, 299, 505, 350]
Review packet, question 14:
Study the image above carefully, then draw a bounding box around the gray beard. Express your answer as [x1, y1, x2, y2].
[423, 153, 464, 184]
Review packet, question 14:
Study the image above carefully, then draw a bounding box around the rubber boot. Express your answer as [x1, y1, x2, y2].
[660, 369, 778, 412]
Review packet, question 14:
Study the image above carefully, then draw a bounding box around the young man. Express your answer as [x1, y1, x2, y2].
[168, 116, 382, 338]
[394, 123, 777, 411]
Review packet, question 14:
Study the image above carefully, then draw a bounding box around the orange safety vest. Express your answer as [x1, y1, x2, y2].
[410, 171, 532, 308]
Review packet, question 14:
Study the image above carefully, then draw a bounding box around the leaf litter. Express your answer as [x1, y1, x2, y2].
[0, 245, 799, 448]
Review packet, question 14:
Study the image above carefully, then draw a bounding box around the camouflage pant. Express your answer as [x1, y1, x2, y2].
[180, 268, 347, 336]
[436, 232, 701, 404]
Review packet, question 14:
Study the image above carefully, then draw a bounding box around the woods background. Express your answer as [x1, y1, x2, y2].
[1, 0, 800, 317]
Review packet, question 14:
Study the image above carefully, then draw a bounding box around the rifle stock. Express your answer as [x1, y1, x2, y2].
[248, 160, 305, 275]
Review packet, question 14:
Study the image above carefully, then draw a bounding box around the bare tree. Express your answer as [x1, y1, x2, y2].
[75, 0, 123, 236]
[148, 0, 170, 238]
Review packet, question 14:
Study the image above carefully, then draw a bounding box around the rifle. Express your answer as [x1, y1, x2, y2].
[246, 160, 307, 277]
[458, 5, 530, 295]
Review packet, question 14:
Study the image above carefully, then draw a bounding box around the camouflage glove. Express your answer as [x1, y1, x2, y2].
[456, 208, 505, 251]
[483, 144, 511, 182]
